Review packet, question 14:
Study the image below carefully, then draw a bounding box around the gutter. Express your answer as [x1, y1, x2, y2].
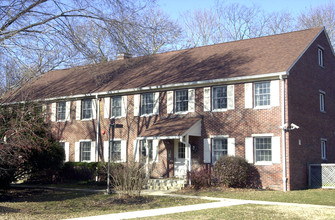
[3, 72, 287, 105]
[96, 94, 100, 163]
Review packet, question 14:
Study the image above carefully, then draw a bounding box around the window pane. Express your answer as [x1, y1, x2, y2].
[178, 142, 185, 159]
[110, 141, 121, 161]
[255, 137, 272, 162]
[175, 90, 188, 112]
[141, 93, 154, 115]
[212, 138, 227, 164]
[140, 140, 153, 162]
[111, 96, 122, 117]
[255, 82, 270, 107]
[57, 102, 66, 120]
[82, 99, 92, 119]
[320, 93, 325, 112]
[80, 142, 91, 161]
[213, 87, 227, 109]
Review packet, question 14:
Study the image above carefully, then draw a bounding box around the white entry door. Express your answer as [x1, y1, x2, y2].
[174, 140, 187, 178]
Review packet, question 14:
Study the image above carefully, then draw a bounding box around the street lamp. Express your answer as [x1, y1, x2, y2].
[106, 118, 123, 194]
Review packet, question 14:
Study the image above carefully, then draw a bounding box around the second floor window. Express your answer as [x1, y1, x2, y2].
[141, 93, 154, 115]
[213, 86, 227, 110]
[82, 99, 92, 119]
[57, 102, 66, 121]
[320, 91, 325, 112]
[254, 81, 270, 107]
[111, 96, 122, 117]
[175, 90, 188, 112]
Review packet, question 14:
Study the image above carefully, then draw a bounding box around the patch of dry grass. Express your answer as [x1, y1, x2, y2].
[0, 188, 209, 219]
[141, 204, 335, 220]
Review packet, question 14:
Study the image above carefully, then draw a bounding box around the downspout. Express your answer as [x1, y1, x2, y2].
[280, 74, 287, 192]
[96, 95, 100, 163]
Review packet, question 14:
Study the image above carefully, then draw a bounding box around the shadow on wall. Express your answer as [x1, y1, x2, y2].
[247, 165, 262, 189]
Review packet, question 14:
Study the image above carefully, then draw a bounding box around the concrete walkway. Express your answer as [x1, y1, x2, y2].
[68, 190, 335, 220]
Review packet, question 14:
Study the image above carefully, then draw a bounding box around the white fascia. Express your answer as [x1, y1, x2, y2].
[5, 71, 287, 104]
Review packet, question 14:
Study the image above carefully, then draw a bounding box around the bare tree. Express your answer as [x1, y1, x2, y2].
[181, 1, 295, 47]
[297, 1, 335, 46]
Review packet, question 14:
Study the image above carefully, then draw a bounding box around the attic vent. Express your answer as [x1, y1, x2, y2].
[117, 53, 132, 60]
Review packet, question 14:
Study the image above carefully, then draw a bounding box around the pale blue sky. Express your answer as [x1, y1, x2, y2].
[158, 0, 333, 19]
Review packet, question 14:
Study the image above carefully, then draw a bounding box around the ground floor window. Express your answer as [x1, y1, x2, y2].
[110, 140, 121, 161]
[321, 139, 327, 160]
[212, 138, 227, 164]
[80, 141, 91, 161]
[178, 142, 185, 159]
[140, 140, 153, 162]
[255, 137, 272, 162]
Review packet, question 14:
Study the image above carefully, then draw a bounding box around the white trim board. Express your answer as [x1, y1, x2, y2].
[4, 72, 287, 105]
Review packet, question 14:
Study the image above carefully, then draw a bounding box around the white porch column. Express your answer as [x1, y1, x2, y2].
[186, 135, 191, 185]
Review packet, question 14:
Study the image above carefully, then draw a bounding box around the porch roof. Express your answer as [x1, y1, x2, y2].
[138, 116, 202, 139]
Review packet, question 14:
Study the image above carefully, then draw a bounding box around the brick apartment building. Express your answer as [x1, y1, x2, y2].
[3, 27, 335, 191]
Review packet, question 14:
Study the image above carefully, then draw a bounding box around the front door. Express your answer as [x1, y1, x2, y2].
[174, 140, 187, 178]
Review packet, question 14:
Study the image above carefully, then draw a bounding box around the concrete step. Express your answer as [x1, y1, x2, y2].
[145, 178, 186, 191]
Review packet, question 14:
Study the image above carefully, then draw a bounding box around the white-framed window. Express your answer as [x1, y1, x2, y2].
[178, 142, 185, 159]
[318, 47, 324, 67]
[59, 141, 70, 162]
[254, 81, 271, 107]
[82, 99, 92, 119]
[59, 142, 66, 157]
[111, 96, 122, 117]
[80, 141, 91, 162]
[175, 89, 188, 112]
[141, 93, 154, 115]
[321, 139, 327, 160]
[140, 140, 153, 162]
[212, 138, 227, 164]
[110, 140, 121, 161]
[254, 137, 272, 163]
[57, 102, 66, 121]
[213, 86, 227, 110]
[320, 91, 325, 112]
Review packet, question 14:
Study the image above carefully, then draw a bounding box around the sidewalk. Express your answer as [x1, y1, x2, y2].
[68, 197, 248, 220]
[67, 190, 335, 220]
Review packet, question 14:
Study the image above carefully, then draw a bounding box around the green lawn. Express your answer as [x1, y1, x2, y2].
[179, 187, 335, 206]
[140, 204, 335, 220]
[0, 188, 210, 219]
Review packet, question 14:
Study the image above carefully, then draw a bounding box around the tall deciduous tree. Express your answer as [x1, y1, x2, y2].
[181, 1, 295, 47]
[297, 1, 335, 46]
[1, 0, 182, 95]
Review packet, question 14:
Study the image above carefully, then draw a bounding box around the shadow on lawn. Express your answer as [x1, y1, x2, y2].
[0, 188, 96, 203]
[0, 206, 20, 213]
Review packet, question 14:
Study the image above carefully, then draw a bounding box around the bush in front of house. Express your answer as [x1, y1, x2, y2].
[213, 156, 251, 188]
[59, 162, 122, 183]
[189, 169, 212, 189]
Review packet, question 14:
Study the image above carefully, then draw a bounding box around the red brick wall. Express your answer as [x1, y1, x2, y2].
[287, 31, 335, 189]
[49, 81, 284, 189]
[49, 32, 335, 190]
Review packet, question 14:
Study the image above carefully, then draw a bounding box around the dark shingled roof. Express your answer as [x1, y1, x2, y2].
[139, 117, 201, 137]
[3, 27, 323, 102]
